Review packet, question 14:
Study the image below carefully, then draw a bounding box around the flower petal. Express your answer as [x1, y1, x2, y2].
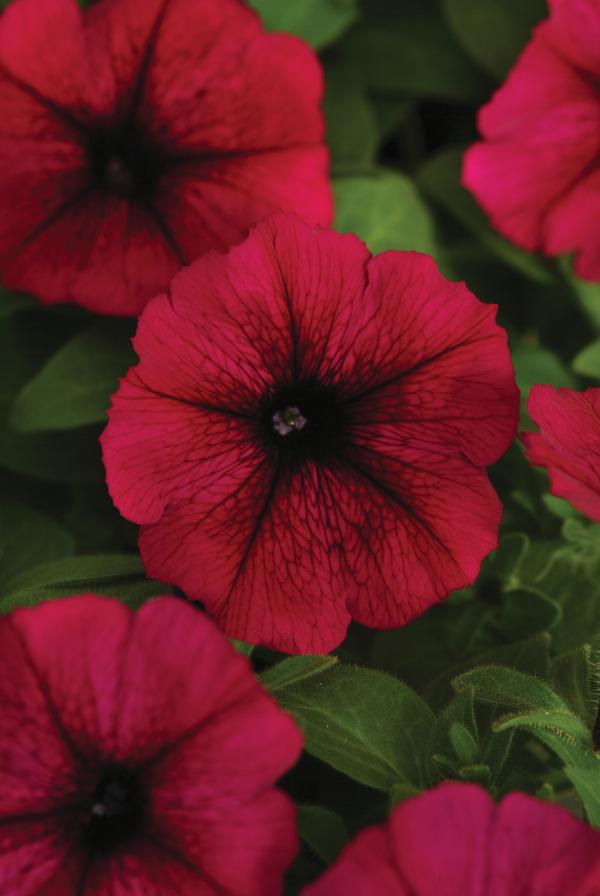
[2, 192, 181, 316]
[8, 596, 133, 762]
[139, 463, 351, 654]
[112, 597, 301, 765]
[490, 791, 600, 894]
[148, 792, 298, 896]
[547, 0, 600, 78]
[347, 251, 518, 466]
[327, 447, 502, 628]
[0, 0, 97, 120]
[522, 385, 600, 522]
[0, 615, 80, 817]
[0, 819, 71, 896]
[303, 825, 404, 895]
[543, 167, 600, 281]
[463, 17, 600, 275]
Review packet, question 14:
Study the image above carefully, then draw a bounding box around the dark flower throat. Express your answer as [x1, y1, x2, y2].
[88, 126, 165, 200]
[262, 379, 346, 463]
[83, 767, 144, 853]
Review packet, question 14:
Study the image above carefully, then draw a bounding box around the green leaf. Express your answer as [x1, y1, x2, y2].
[487, 533, 529, 583]
[565, 765, 600, 827]
[297, 806, 348, 865]
[248, 0, 358, 50]
[276, 665, 435, 790]
[513, 343, 576, 426]
[526, 540, 600, 653]
[496, 709, 591, 745]
[483, 728, 515, 785]
[453, 666, 569, 713]
[543, 494, 580, 520]
[0, 421, 104, 483]
[449, 722, 480, 766]
[0, 501, 75, 588]
[334, 173, 436, 256]
[417, 147, 552, 283]
[389, 782, 422, 808]
[432, 690, 478, 776]
[502, 586, 562, 637]
[441, 0, 546, 80]
[457, 763, 492, 786]
[0, 289, 35, 320]
[560, 258, 600, 334]
[340, 0, 488, 101]
[0, 554, 171, 611]
[493, 708, 600, 823]
[370, 95, 414, 142]
[573, 339, 600, 380]
[426, 633, 552, 711]
[0, 312, 103, 482]
[552, 646, 594, 726]
[11, 320, 136, 432]
[324, 59, 377, 175]
[230, 639, 255, 658]
[261, 655, 339, 692]
[513, 344, 576, 398]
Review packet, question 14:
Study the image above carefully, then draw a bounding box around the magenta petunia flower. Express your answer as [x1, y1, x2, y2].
[0, 595, 301, 894]
[463, 0, 600, 281]
[101, 214, 518, 654]
[0, 0, 331, 316]
[302, 782, 600, 895]
[522, 384, 600, 521]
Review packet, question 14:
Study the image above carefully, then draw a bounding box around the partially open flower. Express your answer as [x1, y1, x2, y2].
[0, 0, 331, 315]
[102, 213, 519, 654]
[523, 384, 600, 521]
[463, 0, 600, 281]
[0, 595, 301, 894]
[302, 782, 600, 895]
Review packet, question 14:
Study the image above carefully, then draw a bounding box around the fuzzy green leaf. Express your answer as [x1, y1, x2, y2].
[453, 666, 569, 713]
[276, 665, 435, 790]
[261, 655, 339, 692]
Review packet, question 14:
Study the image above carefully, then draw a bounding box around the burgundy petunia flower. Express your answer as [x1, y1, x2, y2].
[463, 0, 600, 281]
[0, 595, 301, 894]
[101, 214, 518, 654]
[302, 782, 600, 895]
[522, 384, 600, 521]
[0, 0, 331, 316]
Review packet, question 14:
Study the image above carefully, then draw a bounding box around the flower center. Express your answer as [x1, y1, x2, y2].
[83, 767, 144, 853]
[272, 406, 307, 436]
[263, 380, 346, 463]
[88, 127, 165, 200]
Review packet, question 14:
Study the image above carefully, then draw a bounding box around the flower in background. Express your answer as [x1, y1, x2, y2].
[463, 0, 600, 282]
[102, 213, 518, 655]
[302, 782, 600, 895]
[0, 595, 301, 894]
[0, 0, 331, 316]
[523, 384, 600, 521]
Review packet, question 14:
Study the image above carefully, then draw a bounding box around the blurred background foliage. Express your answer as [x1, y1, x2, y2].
[3, 1, 600, 892]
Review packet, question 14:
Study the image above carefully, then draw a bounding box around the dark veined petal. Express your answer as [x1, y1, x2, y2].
[104, 214, 518, 653]
[523, 385, 600, 522]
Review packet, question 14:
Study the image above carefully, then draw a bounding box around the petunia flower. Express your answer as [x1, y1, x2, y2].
[0, 0, 331, 316]
[522, 384, 600, 522]
[101, 214, 518, 654]
[0, 594, 301, 894]
[302, 782, 600, 896]
[463, 0, 600, 282]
